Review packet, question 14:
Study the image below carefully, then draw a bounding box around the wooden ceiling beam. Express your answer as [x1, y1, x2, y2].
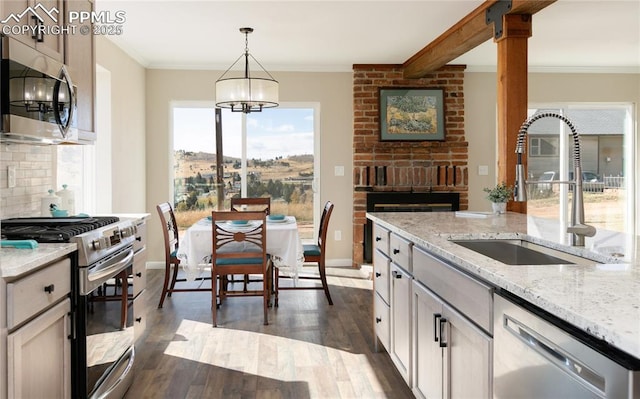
[402, 0, 556, 78]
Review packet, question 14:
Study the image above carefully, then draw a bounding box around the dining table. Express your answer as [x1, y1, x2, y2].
[176, 215, 305, 283]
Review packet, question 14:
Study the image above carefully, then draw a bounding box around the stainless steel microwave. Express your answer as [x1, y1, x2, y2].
[1, 35, 78, 144]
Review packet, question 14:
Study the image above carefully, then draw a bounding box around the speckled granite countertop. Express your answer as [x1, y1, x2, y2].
[367, 211, 640, 361]
[0, 243, 77, 280]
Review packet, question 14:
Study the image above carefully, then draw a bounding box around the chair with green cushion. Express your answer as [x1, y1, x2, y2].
[275, 201, 334, 306]
[230, 196, 271, 291]
[211, 210, 271, 326]
[156, 202, 210, 308]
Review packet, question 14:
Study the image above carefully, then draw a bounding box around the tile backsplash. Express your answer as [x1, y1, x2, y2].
[1, 143, 55, 218]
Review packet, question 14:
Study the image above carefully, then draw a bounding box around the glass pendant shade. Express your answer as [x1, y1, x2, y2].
[215, 27, 279, 113]
[216, 76, 278, 113]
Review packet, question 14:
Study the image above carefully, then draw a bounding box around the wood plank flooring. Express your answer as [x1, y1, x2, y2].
[125, 268, 414, 398]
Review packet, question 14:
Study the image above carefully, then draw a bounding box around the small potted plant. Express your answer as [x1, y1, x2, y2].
[483, 182, 514, 214]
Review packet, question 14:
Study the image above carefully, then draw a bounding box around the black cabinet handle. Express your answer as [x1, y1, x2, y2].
[375, 317, 382, 324]
[393, 248, 400, 255]
[439, 317, 448, 348]
[136, 272, 142, 277]
[391, 270, 402, 279]
[433, 313, 441, 342]
[135, 317, 142, 323]
[375, 236, 381, 242]
[136, 237, 142, 242]
[375, 272, 381, 278]
[44, 284, 55, 294]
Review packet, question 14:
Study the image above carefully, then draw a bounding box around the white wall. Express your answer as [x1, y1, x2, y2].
[95, 36, 146, 213]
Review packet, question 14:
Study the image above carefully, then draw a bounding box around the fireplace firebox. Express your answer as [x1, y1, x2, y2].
[364, 191, 460, 263]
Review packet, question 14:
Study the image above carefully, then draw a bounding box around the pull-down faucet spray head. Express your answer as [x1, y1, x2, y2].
[514, 153, 527, 202]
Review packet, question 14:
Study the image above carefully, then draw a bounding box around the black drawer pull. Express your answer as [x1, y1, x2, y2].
[393, 248, 400, 255]
[439, 317, 448, 348]
[136, 237, 142, 241]
[44, 284, 55, 294]
[375, 317, 382, 324]
[135, 317, 142, 323]
[391, 271, 402, 279]
[375, 272, 381, 277]
[433, 313, 441, 342]
[375, 236, 382, 242]
[136, 272, 142, 277]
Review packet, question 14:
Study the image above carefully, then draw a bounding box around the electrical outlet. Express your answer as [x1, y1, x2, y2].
[478, 165, 489, 176]
[334, 166, 345, 176]
[8, 166, 16, 188]
[334, 230, 342, 241]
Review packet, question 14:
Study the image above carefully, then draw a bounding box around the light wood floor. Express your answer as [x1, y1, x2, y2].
[124, 267, 414, 399]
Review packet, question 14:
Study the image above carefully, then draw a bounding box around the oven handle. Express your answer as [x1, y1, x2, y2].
[80, 248, 134, 295]
[89, 346, 135, 399]
[89, 249, 133, 283]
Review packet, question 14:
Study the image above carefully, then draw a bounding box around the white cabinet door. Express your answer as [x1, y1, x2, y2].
[7, 298, 71, 398]
[412, 280, 443, 399]
[444, 302, 492, 399]
[412, 280, 492, 399]
[1, 0, 65, 61]
[390, 262, 412, 385]
[65, 0, 96, 141]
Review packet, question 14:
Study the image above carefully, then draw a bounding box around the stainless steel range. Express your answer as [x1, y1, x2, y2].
[1, 216, 138, 399]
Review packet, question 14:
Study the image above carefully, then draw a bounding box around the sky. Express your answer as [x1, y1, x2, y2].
[173, 107, 314, 160]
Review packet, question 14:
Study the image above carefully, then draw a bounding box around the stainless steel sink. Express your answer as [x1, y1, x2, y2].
[450, 239, 600, 266]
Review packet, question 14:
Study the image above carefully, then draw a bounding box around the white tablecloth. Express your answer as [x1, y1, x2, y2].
[176, 216, 304, 281]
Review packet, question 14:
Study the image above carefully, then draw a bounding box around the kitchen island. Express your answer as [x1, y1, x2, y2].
[367, 211, 640, 361]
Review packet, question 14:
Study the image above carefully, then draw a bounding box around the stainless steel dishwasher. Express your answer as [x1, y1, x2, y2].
[494, 293, 640, 399]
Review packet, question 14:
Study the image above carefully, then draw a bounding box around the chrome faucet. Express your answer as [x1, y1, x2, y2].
[514, 112, 596, 246]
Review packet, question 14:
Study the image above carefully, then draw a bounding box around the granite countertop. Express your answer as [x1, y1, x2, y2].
[0, 243, 77, 279]
[367, 211, 640, 361]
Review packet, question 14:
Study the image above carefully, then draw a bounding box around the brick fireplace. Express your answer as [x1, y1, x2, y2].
[352, 64, 468, 267]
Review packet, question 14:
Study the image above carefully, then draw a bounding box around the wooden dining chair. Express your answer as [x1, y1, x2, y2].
[211, 210, 271, 326]
[230, 197, 271, 291]
[156, 202, 210, 308]
[275, 201, 334, 306]
[230, 196, 271, 214]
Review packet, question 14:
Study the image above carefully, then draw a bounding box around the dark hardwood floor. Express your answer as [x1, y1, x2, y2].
[125, 267, 414, 398]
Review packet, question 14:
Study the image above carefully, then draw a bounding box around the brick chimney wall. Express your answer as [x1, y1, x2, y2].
[352, 64, 469, 267]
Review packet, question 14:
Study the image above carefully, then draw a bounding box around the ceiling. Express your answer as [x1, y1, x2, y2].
[96, 0, 640, 73]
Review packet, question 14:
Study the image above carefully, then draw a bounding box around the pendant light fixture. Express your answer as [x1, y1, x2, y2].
[215, 27, 279, 113]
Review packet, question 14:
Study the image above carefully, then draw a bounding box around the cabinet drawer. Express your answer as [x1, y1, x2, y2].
[133, 290, 147, 343]
[390, 233, 412, 273]
[374, 292, 390, 351]
[7, 258, 71, 330]
[413, 246, 493, 334]
[133, 219, 147, 254]
[132, 247, 147, 297]
[373, 224, 390, 255]
[373, 249, 390, 304]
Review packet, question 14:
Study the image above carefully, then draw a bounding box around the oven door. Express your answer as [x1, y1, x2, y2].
[75, 245, 135, 399]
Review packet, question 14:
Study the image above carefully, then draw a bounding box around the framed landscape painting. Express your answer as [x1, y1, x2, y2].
[379, 88, 445, 141]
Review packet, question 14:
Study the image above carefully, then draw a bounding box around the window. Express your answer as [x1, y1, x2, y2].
[171, 104, 319, 239]
[526, 105, 635, 237]
[529, 137, 559, 157]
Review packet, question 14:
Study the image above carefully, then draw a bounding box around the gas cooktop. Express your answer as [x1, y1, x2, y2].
[1, 216, 120, 243]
